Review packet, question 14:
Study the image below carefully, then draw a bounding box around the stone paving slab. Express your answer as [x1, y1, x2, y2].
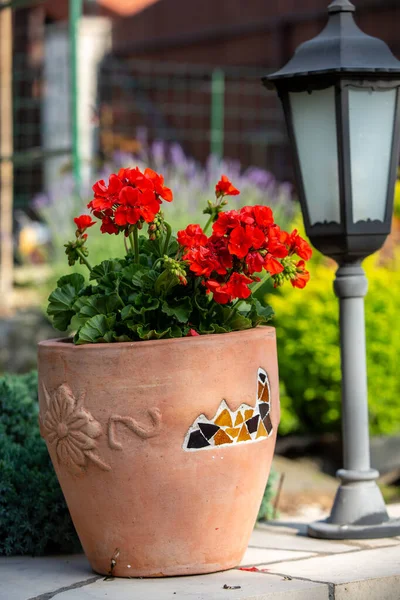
[50, 571, 329, 600]
[240, 546, 317, 566]
[250, 526, 356, 553]
[0, 555, 95, 600]
[265, 545, 400, 600]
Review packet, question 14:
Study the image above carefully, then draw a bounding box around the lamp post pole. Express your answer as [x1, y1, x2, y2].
[308, 263, 392, 538]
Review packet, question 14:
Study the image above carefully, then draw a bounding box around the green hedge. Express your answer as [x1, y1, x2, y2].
[0, 372, 81, 555]
[273, 247, 400, 436]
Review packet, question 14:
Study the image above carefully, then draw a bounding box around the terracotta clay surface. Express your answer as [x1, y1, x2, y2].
[38, 327, 280, 577]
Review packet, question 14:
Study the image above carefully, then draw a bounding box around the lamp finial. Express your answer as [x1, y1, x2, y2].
[328, 0, 355, 13]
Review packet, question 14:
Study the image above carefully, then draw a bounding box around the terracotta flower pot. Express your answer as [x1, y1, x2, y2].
[38, 327, 280, 577]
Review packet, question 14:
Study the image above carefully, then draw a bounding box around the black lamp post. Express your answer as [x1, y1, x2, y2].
[265, 0, 400, 539]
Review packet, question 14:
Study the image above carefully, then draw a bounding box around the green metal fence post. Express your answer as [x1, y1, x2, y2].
[210, 68, 225, 159]
[69, 0, 82, 189]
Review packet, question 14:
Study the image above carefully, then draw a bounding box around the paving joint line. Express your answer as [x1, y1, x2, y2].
[27, 575, 101, 600]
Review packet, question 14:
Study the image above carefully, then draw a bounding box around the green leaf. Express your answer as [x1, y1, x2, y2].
[120, 263, 147, 288]
[229, 313, 253, 331]
[56, 273, 85, 293]
[112, 334, 132, 342]
[47, 279, 84, 331]
[89, 260, 123, 282]
[250, 299, 274, 326]
[161, 297, 192, 324]
[128, 323, 182, 340]
[74, 293, 123, 319]
[198, 322, 231, 334]
[75, 314, 116, 344]
[123, 293, 159, 317]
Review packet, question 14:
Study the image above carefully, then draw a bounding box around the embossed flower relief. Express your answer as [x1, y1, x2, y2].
[39, 383, 163, 475]
[39, 383, 111, 473]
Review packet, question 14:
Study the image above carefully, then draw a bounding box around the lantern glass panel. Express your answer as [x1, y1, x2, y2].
[290, 87, 340, 225]
[349, 87, 397, 223]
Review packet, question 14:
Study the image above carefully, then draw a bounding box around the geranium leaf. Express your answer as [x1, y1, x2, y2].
[56, 273, 85, 293]
[251, 299, 274, 326]
[47, 277, 85, 331]
[128, 323, 182, 340]
[73, 293, 123, 320]
[123, 293, 159, 317]
[89, 260, 123, 282]
[161, 297, 192, 323]
[75, 314, 116, 344]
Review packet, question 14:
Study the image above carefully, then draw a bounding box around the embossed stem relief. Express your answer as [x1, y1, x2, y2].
[39, 383, 161, 474]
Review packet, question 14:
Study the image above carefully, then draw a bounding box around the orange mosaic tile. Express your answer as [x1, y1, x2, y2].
[244, 409, 254, 420]
[234, 412, 244, 426]
[256, 420, 268, 438]
[215, 409, 233, 427]
[214, 429, 233, 445]
[237, 423, 251, 442]
[226, 427, 240, 438]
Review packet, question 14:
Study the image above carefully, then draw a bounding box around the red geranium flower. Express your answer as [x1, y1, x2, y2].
[228, 225, 265, 258]
[186, 328, 200, 336]
[215, 175, 240, 198]
[205, 272, 253, 304]
[226, 272, 253, 299]
[212, 210, 241, 237]
[246, 251, 265, 274]
[89, 174, 123, 212]
[291, 260, 310, 289]
[177, 224, 208, 249]
[74, 215, 96, 232]
[100, 216, 119, 235]
[144, 168, 173, 202]
[264, 254, 284, 275]
[253, 205, 274, 228]
[286, 229, 313, 261]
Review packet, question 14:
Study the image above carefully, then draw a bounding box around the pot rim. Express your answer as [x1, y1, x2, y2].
[38, 325, 275, 351]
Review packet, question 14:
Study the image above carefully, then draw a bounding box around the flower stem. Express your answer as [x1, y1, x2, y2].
[76, 249, 92, 271]
[163, 221, 172, 256]
[203, 214, 213, 234]
[128, 232, 135, 253]
[132, 226, 140, 264]
[250, 272, 271, 296]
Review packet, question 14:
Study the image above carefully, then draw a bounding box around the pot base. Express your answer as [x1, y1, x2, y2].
[91, 557, 242, 578]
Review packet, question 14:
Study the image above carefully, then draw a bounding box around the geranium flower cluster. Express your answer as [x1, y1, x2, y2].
[177, 181, 312, 304]
[71, 171, 311, 307]
[87, 167, 173, 235]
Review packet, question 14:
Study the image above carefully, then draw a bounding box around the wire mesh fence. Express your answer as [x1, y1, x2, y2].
[0, 0, 289, 215]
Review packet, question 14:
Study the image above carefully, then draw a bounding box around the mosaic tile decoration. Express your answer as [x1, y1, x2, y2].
[183, 368, 272, 451]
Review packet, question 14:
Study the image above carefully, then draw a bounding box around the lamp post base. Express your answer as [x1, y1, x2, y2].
[308, 475, 400, 539]
[308, 519, 400, 540]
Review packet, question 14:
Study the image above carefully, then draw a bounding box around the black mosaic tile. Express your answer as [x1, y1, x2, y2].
[187, 430, 210, 449]
[259, 372, 266, 383]
[262, 414, 273, 434]
[246, 414, 260, 434]
[259, 402, 270, 421]
[199, 422, 220, 440]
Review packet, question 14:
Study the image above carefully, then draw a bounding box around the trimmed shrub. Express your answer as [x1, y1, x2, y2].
[0, 372, 81, 555]
[273, 247, 400, 436]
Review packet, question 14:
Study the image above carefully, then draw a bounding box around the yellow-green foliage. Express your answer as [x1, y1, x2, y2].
[273, 247, 400, 436]
[394, 178, 400, 218]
